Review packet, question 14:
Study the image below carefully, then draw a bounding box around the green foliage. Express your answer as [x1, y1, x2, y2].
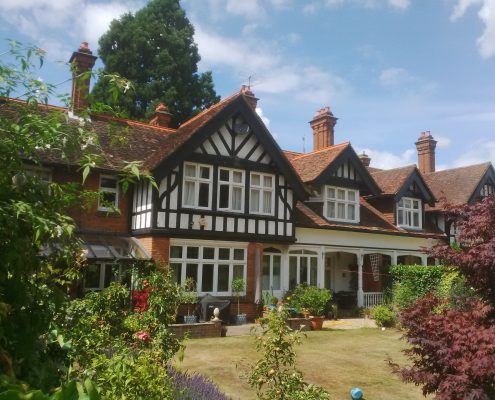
[390, 265, 446, 309]
[0, 378, 100, 400]
[92, 0, 220, 125]
[248, 308, 329, 400]
[231, 278, 245, 315]
[289, 285, 332, 316]
[180, 276, 198, 316]
[371, 305, 396, 327]
[59, 267, 182, 399]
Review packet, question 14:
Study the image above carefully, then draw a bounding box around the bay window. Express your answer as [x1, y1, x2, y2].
[169, 244, 246, 295]
[262, 248, 282, 291]
[250, 172, 274, 215]
[324, 186, 359, 223]
[397, 197, 422, 229]
[183, 163, 212, 209]
[218, 168, 244, 212]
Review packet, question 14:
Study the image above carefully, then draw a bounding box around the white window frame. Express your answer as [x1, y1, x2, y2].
[288, 250, 319, 290]
[262, 251, 282, 292]
[250, 172, 275, 215]
[323, 186, 360, 223]
[480, 183, 494, 198]
[182, 162, 212, 209]
[83, 262, 126, 292]
[169, 244, 247, 296]
[397, 197, 422, 229]
[98, 175, 119, 211]
[217, 167, 245, 212]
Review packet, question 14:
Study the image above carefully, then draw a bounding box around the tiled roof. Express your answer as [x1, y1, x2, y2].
[370, 165, 416, 195]
[295, 200, 443, 238]
[423, 163, 491, 210]
[285, 142, 350, 182]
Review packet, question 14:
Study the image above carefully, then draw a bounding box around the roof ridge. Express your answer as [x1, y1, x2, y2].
[178, 91, 241, 130]
[426, 162, 492, 175]
[92, 113, 176, 133]
[371, 164, 416, 174]
[292, 142, 350, 160]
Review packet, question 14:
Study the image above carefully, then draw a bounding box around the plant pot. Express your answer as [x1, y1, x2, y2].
[183, 315, 198, 324]
[235, 313, 247, 325]
[309, 315, 325, 330]
[301, 310, 311, 319]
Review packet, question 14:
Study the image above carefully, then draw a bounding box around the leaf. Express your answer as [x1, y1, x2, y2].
[82, 166, 90, 184]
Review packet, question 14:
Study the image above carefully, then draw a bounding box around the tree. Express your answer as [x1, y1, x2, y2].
[91, 0, 220, 126]
[394, 196, 495, 400]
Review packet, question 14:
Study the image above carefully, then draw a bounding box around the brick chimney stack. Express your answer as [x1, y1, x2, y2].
[69, 42, 97, 113]
[310, 107, 338, 151]
[240, 85, 258, 110]
[149, 103, 172, 128]
[415, 131, 437, 174]
[359, 151, 371, 167]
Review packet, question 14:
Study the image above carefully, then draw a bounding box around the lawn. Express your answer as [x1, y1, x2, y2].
[175, 327, 430, 400]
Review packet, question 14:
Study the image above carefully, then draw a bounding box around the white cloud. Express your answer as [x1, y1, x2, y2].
[194, 25, 350, 104]
[356, 147, 416, 169]
[379, 67, 412, 86]
[435, 135, 451, 149]
[287, 32, 301, 44]
[451, 0, 495, 58]
[304, 0, 410, 14]
[378, 67, 437, 97]
[256, 106, 270, 127]
[453, 139, 495, 167]
[303, 3, 319, 14]
[0, 0, 143, 60]
[387, 0, 410, 10]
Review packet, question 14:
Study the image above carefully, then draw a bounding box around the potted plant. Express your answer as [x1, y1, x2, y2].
[231, 278, 247, 325]
[291, 285, 331, 330]
[182, 277, 198, 324]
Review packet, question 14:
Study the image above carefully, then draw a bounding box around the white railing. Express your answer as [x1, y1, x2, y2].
[364, 292, 384, 308]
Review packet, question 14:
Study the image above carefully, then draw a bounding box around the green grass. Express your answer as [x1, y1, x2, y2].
[175, 328, 431, 400]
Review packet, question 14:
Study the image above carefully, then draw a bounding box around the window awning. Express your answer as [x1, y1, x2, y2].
[80, 234, 151, 260]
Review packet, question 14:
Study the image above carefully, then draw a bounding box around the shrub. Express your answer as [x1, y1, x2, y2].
[248, 308, 330, 400]
[371, 305, 396, 327]
[231, 278, 245, 315]
[290, 285, 332, 316]
[168, 365, 228, 400]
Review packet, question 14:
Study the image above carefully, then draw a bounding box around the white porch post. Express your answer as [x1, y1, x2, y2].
[318, 246, 325, 288]
[421, 254, 428, 266]
[357, 252, 364, 307]
[391, 251, 398, 266]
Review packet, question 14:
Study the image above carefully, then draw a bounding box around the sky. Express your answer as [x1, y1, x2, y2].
[1, 0, 494, 171]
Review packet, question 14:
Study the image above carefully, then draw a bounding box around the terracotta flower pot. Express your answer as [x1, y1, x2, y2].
[309, 315, 325, 330]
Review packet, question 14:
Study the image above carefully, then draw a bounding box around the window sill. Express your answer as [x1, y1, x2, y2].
[97, 210, 121, 217]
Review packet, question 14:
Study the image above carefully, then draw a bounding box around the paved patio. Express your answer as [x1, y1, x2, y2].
[225, 318, 377, 336]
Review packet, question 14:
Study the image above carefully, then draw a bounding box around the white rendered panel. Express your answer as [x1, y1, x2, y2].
[157, 212, 165, 227]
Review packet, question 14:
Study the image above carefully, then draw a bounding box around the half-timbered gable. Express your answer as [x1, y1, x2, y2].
[131, 94, 306, 243]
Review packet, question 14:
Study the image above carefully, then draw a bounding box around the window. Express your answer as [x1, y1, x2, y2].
[25, 166, 52, 184]
[218, 168, 244, 212]
[84, 262, 130, 292]
[288, 250, 318, 290]
[183, 163, 212, 209]
[98, 175, 119, 211]
[397, 197, 422, 229]
[262, 248, 281, 291]
[169, 244, 246, 296]
[480, 183, 495, 198]
[250, 173, 274, 215]
[324, 186, 359, 223]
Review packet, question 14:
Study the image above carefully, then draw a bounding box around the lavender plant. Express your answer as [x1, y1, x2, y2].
[168, 365, 229, 400]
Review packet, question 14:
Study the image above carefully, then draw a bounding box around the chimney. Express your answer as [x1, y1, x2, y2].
[359, 151, 371, 167]
[310, 107, 338, 151]
[69, 42, 97, 113]
[149, 103, 172, 128]
[415, 131, 437, 174]
[240, 85, 258, 110]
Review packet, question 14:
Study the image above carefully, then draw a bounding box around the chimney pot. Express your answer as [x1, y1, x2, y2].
[309, 106, 337, 151]
[69, 42, 97, 113]
[149, 102, 173, 128]
[359, 151, 371, 167]
[415, 131, 437, 174]
[240, 85, 258, 110]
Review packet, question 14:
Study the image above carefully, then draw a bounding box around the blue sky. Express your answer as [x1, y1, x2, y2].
[1, 0, 494, 170]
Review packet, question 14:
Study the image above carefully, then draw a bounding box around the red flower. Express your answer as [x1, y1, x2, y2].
[135, 330, 151, 342]
[132, 289, 150, 312]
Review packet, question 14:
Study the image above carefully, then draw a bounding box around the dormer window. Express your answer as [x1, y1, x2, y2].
[397, 197, 422, 229]
[324, 186, 359, 223]
[98, 175, 119, 211]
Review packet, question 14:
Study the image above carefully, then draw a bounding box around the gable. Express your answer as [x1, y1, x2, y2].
[396, 169, 435, 205]
[470, 164, 495, 203]
[312, 145, 381, 196]
[152, 95, 306, 200]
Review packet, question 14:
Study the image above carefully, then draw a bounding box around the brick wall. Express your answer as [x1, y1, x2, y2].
[52, 168, 130, 233]
[138, 236, 170, 264]
[169, 321, 223, 339]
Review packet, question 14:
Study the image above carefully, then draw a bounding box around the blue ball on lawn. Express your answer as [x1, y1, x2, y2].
[350, 387, 363, 399]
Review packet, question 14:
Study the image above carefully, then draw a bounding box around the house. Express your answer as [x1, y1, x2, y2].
[8, 42, 494, 317]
